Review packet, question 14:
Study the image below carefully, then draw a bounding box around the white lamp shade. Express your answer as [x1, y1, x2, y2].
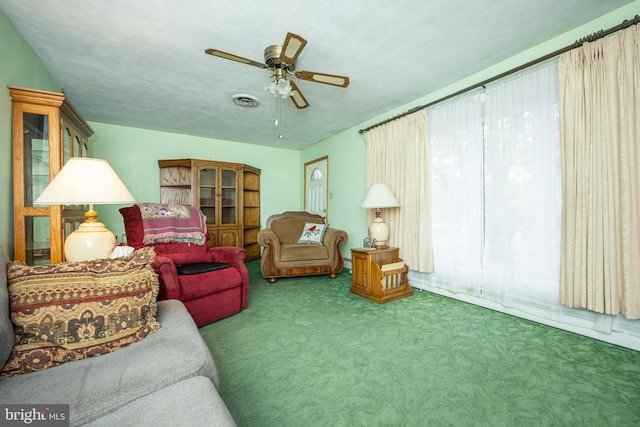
[361, 183, 400, 209]
[35, 157, 136, 205]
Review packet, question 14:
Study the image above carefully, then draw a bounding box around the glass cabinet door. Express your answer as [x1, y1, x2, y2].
[199, 168, 217, 225]
[23, 112, 52, 265]
[221, 169, 237, 225]
[24, 113, 50, 208]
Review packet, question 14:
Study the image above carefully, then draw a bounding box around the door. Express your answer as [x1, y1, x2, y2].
[350, 250, 370, 293]
[304, 156, 328, 221]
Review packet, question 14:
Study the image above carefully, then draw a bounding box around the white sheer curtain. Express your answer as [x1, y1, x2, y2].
[425, 90, 484, 293]
[558, 25, 640, 318]
[364, 110, 434, 272]
[420, 59, 562, 307]
[483, 59, 562, 305]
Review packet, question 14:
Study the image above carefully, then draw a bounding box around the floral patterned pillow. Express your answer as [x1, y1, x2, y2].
[297, 222, 328, 245]
[1, 247, 160, 378]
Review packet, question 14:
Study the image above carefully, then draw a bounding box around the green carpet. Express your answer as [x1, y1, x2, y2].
[199, 261, 640, 426]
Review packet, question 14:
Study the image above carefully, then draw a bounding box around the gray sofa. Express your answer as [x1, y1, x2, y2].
[0, 245, 236, 426]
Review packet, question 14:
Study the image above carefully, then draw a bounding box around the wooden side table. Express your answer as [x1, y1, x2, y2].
[350, 247, 413, 304]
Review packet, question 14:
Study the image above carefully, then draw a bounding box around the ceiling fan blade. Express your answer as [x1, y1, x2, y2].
[295, 70, 350, 88]
[204, 48, 267, 69]
[289, 80, 309, 109]
[279, 32, 307, 65]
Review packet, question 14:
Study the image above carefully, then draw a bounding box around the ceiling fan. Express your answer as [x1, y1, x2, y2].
[205, 32, 349, 109]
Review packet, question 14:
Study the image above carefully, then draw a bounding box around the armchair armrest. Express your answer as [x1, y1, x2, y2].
[257, 229, 281, 278]
[257, 229, 281, 259]
[322, 228, 348, 270]
[208, 246, 246, 267]
[323, 228, 348, 249]
[152, 255, 181, 300]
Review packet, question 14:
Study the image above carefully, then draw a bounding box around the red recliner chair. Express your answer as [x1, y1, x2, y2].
[120, 205, 248, 327]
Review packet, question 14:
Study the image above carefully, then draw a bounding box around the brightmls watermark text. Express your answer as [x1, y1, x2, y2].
[1, 405, 69, 426]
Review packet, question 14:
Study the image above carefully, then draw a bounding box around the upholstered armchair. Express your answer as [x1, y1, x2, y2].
[257, 211, 348, 283]
[120, 204, 248, 327]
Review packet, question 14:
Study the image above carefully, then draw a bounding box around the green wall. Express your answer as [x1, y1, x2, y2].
[90, 123, 301, 243]
[301, 0, 640, 258]
[0, 9, 60, 254]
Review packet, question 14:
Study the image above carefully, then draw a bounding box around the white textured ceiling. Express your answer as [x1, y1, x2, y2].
[0, 0, 634, 150]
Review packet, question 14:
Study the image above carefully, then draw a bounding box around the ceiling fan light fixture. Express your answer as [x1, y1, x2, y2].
[265, 78, 292, 98]
[232, 94, 260, 108]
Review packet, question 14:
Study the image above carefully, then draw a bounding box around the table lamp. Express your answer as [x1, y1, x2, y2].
[35, 157, 136, 262]
[361, 183, 399, 249]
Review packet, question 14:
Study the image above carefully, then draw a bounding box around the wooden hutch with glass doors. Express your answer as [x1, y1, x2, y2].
[158, 159, 261, 261]
[10, 86, 94, 265]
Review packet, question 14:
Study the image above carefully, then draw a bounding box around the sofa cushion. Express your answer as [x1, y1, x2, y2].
[0, 300, 219, 426]
[83, 376, 236, 427]
[1, 248, 160, 378]
[281, 244, 329, 262]
[297, 222, 328, 245]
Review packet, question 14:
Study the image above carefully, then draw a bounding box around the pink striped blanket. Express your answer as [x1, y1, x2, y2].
[138, 203, 206, 245]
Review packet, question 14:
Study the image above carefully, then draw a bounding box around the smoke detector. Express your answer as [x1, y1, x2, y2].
[232, 94, 260, 107]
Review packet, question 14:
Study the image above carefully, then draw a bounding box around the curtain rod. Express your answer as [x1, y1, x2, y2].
[358, 14, 640, 135]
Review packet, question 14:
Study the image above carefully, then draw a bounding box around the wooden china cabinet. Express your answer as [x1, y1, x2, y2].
[10, 86, 94, 265]
[158, 159, 261, 261]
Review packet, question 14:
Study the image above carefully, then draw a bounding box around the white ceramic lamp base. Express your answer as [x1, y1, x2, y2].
[368, 214, 390, 249]
[64, 221, 117, 262]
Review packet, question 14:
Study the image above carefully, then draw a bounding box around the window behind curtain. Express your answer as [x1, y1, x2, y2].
[427, 90, 484, 293]
[426, 59, 561, 306]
